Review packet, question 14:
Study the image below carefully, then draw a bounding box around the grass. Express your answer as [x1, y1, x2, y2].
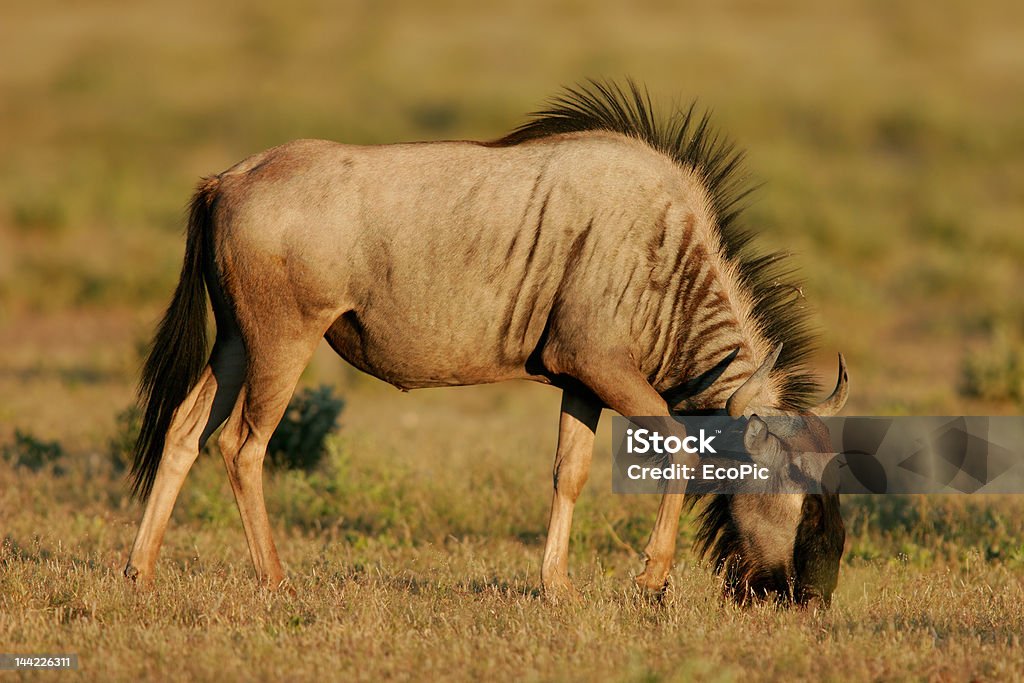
[3, 385, 1024, 681]
[2, 540, 1021, 681]
[1, 0, 1023, 679]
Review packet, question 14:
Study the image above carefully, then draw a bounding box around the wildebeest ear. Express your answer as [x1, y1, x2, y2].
[743, 415, 770, 455]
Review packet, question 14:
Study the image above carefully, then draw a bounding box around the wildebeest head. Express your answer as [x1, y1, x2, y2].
[687, 345, 849, 608]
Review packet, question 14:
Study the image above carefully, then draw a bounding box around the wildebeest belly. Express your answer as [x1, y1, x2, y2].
[323, 298, 551, 389]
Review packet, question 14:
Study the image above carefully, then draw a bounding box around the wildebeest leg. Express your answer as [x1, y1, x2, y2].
[541, 389, 602, 598]
[634, 494, 686, 595]
[216, 336, 321, 588]
[571, 358, 694, 597]
[125, 333, 247, 583]
[125, 366, 219, 583]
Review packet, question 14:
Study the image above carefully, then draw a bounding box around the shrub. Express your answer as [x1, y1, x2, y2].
[2, 430, 64, 472]
[266, 385, 345, 471]
[109, 405, 142, 475]
[960, 329, 1024, 405]
[11, 196, 67, 234]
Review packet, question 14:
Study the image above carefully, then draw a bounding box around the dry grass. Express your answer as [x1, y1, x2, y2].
[2, 0, 1023, 680]
[3, 540, 1021, 682]
[3, 386, 1024, 681]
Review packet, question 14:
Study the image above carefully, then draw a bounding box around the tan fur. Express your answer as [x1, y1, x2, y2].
[125, 131, 847, 599]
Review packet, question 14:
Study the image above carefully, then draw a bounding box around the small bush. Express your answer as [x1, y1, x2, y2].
[960, 330, 1024, 405]
[11, 196, 67, 234]
[2, 430, 64, 472]
[267, 385, 345, 471]
[109, 405, 142, 475]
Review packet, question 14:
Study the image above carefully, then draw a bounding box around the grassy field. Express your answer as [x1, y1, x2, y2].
[1, 0, 1023, 680]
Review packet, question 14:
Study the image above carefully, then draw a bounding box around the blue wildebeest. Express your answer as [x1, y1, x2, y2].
[125, 80, 849, 607]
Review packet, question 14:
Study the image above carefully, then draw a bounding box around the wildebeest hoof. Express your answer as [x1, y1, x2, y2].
[542, 581, 581, 604]
[123, 564, 146, 585]
[634, 574, 671, 605]
[260, 575, 296, 596]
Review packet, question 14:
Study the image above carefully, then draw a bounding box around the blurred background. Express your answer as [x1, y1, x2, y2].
[1, 0, 1022, 445]
[1, 7, 1023, 675]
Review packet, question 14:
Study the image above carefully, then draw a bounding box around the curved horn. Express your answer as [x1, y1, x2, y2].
[813, 353, 849, 416]
[726, 342, 783, 418]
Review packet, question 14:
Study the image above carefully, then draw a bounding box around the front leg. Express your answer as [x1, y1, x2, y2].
[541, 389, 602, 599]
[634, 493, 686, 597]
[567, 353, 695, 599]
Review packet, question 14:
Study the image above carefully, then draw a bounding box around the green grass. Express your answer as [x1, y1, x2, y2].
[2, 0, 1023, 679]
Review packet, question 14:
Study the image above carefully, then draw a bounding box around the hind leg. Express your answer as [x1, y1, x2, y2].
[216, 337, 320, 588]
[125, 336, 246, 583]
[125, 370, 223, 582]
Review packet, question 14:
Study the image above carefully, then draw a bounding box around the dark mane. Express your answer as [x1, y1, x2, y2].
[687, 495, 790, 605]
[689, 494, 740, 574]
[495, 78, 819, 409]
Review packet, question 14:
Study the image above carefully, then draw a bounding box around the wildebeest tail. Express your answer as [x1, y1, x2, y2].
[130, 177, 219, 500]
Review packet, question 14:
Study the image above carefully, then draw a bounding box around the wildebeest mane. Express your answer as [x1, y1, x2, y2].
[689, 494, 739, 574]
[687, 494, 791, 604]
[495, 78, 819, 410]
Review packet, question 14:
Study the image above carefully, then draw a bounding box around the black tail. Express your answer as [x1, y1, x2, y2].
[130, 177, 220, 500]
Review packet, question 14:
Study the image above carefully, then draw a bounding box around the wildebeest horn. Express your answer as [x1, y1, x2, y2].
[813, 353, 849, 416]
[726, 342, 783, 418]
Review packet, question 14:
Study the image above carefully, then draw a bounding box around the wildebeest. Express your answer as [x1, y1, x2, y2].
[125, 80, 849, 607]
